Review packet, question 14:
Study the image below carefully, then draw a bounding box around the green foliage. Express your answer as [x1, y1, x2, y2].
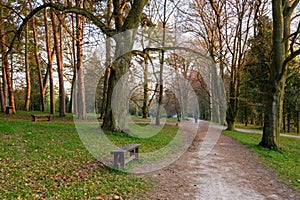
[224, 130, 300, 192]
[284, 67, 300, 133]
[238, 16, 272, 125]
[0, 113, 151, 199]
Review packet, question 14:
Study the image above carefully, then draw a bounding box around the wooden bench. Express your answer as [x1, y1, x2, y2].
[110, 144, 140, 170]
[31, 114, 53, 122]
[6, 106, 14, 114]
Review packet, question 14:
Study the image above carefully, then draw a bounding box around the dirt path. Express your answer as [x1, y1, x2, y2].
[139, 120, 300, 200]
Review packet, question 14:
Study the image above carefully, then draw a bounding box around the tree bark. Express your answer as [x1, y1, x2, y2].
[29, 0, 45, 111]
[76, 0, 86, 120]
[43, 0, 55, 114]
[24, 24, 31, 111]
[0, 1, 14, 113]
[102, 0, 148, 132]
[50, 0, 66, 117]
[142, 56, 149, 118]
[0, 2, 7, 112]
[100, 0, 113, 119]
[260, 0, 299, 149]
[260, 0, 284, 149]
[68, 4, 77, 114]
[156, 0, 167, 126]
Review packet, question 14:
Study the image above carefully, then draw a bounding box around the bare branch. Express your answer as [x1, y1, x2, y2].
[6, 2, 116, 57]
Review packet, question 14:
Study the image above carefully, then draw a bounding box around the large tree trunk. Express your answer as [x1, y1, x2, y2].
[102, 59, 130, 132]
[50, 0, 66, 117]
[260, 0, 297, 149]
[101, 0, 148, 132]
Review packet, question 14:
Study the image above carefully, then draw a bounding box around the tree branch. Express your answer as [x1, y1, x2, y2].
[6, 2, 116, 57]
[283, 48, 300, 68]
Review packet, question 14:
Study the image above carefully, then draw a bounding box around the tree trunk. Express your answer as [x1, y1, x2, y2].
[43, 1, 55, 114]
[100, 0, 113, 119]
[0, 2, 7, 112]
[260, 88, 284, 149]
[102, 57, 131, 132]
[24, 24, 31, 111]
[68, 6, 77, 114]
[226, 72, 239, 131]
[29, 0, 45, 111]
[259, 0, 299, 149]
[0, 78, 4, 112]
[0, 2, 14, 113]
[260, 0, 285, 149]
[76, 0, 86, 120]
[297, 110, 299, 134]
[156, 0, 167, 126]
[156, 49, 164, 126]
[101, 0, 148, 132]
[50, 0, 65, 117]
[100, 66, 110, 119]
[142, 56, 149, 118]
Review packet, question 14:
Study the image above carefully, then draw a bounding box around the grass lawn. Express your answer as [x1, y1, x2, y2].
[224, 130, 300, 192]
[0, 112, 182, 199]
[235, 123, 300, 136]
[235, 123, 263, 130]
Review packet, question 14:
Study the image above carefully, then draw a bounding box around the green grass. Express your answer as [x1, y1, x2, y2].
[0, 113, 161, 199]
[235, 123, 263, 130]
[224, 130, 300, 192]
[235, 123, 300, 136]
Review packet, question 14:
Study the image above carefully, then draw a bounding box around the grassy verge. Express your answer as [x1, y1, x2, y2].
[1, 113, 176, 199]
[235, 123, 263, 130]
[224, 130, 300, 192]
[235, 123, 300, 136]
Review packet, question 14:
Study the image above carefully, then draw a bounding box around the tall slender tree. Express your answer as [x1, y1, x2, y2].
[24, 23, 31, 111]
[0, 0, 7, 112]
[75, 0, 86, 120]
[29, 0, 46, 111]
[50, 0, 66, 116]
[43, 2, 55, 114]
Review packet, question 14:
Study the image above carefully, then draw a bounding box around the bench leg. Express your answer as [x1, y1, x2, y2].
[130, 148, 139, 161]
[113, 152, 125, 170]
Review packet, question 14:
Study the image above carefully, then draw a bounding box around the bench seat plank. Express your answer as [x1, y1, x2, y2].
[110, 144, 140, 170]
[31, 114, 53, 122]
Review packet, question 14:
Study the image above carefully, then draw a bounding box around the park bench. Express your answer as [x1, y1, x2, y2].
[31, 114, 53, 122]
[110, 144, 140, 170]
[6, 106, 14, 114]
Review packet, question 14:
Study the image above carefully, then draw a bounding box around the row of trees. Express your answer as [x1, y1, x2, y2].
[0, 0, 299, 149]
[186, 0, 300, 148]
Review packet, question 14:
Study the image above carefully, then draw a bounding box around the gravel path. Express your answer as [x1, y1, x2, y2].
[140, 120, 300, 200]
